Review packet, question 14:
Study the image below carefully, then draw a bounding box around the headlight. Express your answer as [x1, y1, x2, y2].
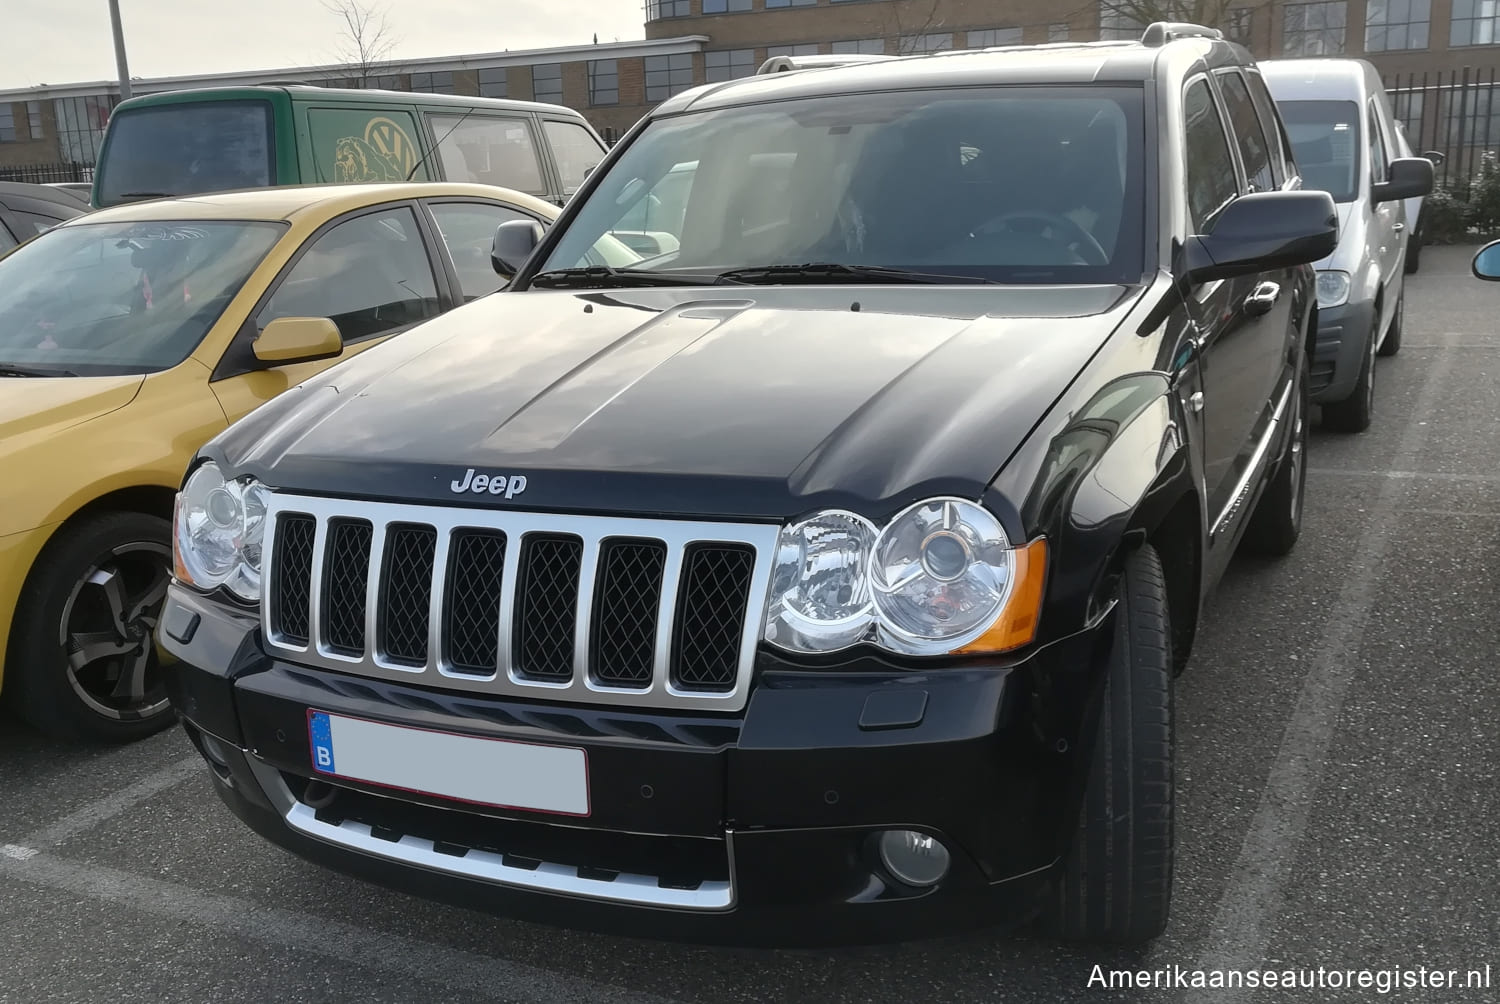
[763, 497, 1046, 658]
[1316, 270, 1350, 308]
[173, 461, 269, 601]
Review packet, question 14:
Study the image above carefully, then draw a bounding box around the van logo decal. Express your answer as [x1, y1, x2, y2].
[333, 116, 418, 182]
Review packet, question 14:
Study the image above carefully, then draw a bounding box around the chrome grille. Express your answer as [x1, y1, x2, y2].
[261, 493, 779, 712]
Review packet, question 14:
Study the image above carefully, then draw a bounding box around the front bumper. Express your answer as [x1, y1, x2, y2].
[160, 585, 1109, 947]
[1310, 298, 1376, 404]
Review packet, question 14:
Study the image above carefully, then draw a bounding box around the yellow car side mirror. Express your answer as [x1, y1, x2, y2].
[252, 317, 344, 366]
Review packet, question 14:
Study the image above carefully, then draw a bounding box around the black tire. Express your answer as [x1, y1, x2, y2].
[4, 512, 176, 743]
[1377, 289, 1403, 357]
[1241, 356, 1309, 557]
[1404, 235, 1422, 275]
[1043, 543, 1174, 946]
[1321, 312, 1377, 433]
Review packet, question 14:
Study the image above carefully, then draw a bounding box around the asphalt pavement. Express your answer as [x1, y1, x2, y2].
[3, 245, 1498, 1003]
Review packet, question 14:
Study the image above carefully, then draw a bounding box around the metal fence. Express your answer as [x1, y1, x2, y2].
[1384, 67, 1500, 192]
[0, 162, 94, 185]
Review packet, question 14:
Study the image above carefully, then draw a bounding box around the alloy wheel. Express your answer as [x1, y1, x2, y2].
[56, 540, 173, 722]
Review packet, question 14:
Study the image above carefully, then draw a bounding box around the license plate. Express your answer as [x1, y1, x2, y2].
[306, 710, 589, 816]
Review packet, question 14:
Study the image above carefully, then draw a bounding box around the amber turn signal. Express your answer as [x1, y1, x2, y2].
[955, 537, 1047, 655]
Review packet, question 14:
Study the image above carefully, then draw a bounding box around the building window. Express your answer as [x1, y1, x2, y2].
[1366, 0, 1429, 50]
[410, 71, 455, 93]
[832, 38, 886, 54]
[0, 105, 14, 143]
[478, 67, 508, 98]
[765, 0, 816, 7]
[1450, 0, 1500, 46]
[647, 0, 691, 19]
[967, 28, 1023, 47]
[54, 94, 115, 164]
[1446, 85, 1500, 144]
[1100, 4, 1145, 39]
[767, 43, 820, 58]
[644, 53, 694, 102]
[702, 0, 752, 10]
[532, 63, 563, 104]
[1225, 8, 1254, 44]
[26, 101, 42, 139]
[588, 59, 618, 105]
[1282, 1, 1347, 55]
[1049, 23, 1071, 41]
[362, 73, 403, 90]
[1390, 88, 1425, 142]
[899, 33, 954, 54]
[706, 48, 757, 81]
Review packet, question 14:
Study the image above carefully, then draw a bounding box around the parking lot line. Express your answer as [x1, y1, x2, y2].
[1183, 332, 1460, 1000]
[1310, 469, 1500, 484]
[20, 756, 203, 850]
[0, 850, 685, 1004]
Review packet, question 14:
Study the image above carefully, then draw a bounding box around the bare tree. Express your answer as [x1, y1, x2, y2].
[1092, 0, 1275, 41]
[887, 0, 949, 55]
[322, 0, 401, 87]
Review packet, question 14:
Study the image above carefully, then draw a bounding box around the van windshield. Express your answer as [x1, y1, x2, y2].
[1279, 100, 1361, 202]
[538, 85, 1147, 286]
[96, 101, 275, 206]
[0, 219, 285, 376]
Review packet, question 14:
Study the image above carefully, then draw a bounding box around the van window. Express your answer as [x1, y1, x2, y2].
[427, 114, 546, 196]
[1278, 100, 1361, 202]
[96, 101, 273, 205]
[542, 120, 607, 194]
[1367, 101, 1389, 185]
[308, 108, 428, 183]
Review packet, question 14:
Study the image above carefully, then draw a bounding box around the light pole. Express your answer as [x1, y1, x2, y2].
[108, 0, 132, 101]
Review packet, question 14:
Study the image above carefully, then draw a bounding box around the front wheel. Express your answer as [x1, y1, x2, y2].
[5, 512, 177, 743]
[1042, 543, 1174, 946]
[1322, 312, 1378, 433]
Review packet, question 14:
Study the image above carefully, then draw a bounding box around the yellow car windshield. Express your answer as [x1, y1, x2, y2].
[0, 219, 285, 376]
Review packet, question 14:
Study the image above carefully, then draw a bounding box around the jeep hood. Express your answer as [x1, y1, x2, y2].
[216, 286, 1138, 519]
[0, 375, 144, 454]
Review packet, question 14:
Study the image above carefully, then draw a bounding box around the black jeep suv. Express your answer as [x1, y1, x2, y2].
[160, 23, 1336, 947]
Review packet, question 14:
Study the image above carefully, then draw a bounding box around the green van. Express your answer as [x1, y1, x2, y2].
[89, 85, 609, 210]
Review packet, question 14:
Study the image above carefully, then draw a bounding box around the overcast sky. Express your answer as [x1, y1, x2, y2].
[1, 0, 646, 90]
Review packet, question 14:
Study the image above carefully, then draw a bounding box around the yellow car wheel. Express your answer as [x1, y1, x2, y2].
[7, 512, 176, 743]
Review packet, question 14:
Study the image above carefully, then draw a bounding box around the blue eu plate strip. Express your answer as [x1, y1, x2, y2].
[309, 711, 336, 775]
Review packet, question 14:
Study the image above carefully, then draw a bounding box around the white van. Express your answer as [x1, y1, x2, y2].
[1260, 58, 1433, 433]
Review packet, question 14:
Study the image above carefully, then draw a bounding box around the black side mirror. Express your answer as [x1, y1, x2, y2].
[491, 219, 545, 279]
[1473, 239, 1500, 281]
[1184, 190, 1340, 283]
[1422, 149, 1447, 167]
[1373, 157, 1435, 203]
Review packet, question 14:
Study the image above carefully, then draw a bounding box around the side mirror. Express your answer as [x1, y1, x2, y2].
[1422, 149, 1447, 167]
[1472, 239, 1500, 281]
[1373, 157, 1435, 203]
[252, 316, 343, 365]
[1184, 190, 1340, 283]
[491, 219, 544, 279]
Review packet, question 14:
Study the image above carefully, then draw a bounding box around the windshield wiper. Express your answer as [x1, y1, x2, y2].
[117, 191, 174, 200]
[529, 266, 743, 289]
[716, 262, 999, 286]
[0, 362, 79, 377]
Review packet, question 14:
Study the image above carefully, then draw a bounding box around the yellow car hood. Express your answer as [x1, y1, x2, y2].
[0, 375, 145, 448]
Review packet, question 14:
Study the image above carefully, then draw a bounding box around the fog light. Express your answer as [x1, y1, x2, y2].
[877, 829, 951, 887]
[199, 730, 232, 769]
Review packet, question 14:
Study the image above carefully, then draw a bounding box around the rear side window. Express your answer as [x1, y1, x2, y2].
[1368, 101, 1390, 185]
[1183, 79, 1240, 231]
[543, 119, 608, 195]
[1218, 71, 1276, 193]
[96, 101, 273, 205]
[308, 108, 428, 183]
[427, 114, 546, 196]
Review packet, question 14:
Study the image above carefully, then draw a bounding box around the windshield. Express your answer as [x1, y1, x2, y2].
[539, 86, 1146, 285]
[0, 220, 286, 376]
[96, 100, 275, 206]
[1279, 100, 1361, 202]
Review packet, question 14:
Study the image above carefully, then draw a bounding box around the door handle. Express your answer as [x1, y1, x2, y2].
[1393, 222, 1406, 232]
[1243, 281, 1281, 317]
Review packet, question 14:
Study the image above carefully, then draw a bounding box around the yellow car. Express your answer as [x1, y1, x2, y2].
[0, 182, 563, 742]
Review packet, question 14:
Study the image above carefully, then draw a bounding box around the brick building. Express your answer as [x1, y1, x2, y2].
[4, 0, 1500, 176]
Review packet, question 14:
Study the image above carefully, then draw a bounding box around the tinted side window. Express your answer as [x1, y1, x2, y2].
[258, 207, 439, 341]
[427, 114, 546, 196]
[542, 120, 607, 195]
[1184, 80, 1241, 231]
[1242, 69, 1292, 185]
[0, 224, 16, 251]
[428, 201, 536, 300]
[1218, 71, 1276, 193]
[308, 108, 428, 183]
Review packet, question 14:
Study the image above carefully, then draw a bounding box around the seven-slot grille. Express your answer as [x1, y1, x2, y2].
[260, 494, 778, 712]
